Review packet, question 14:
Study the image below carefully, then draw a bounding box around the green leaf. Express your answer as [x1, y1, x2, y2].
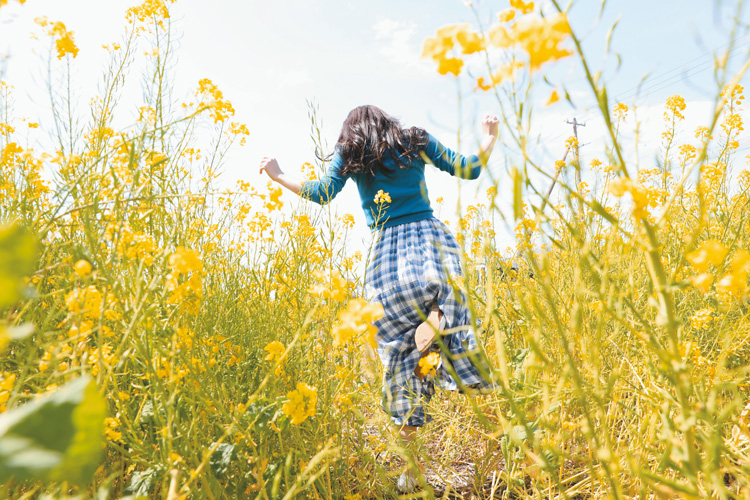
[123, 468, 159, 497]
[0, 376, 105, 485]
[590, 200, 619, 225]
[0, 223, 38, 309]
[209, 442, 235, 478]
[53, 378, 107, 484]
[511, 167, 523, 221]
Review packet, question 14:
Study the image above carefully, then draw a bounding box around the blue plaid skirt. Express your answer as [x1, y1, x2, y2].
[365, 217, 493, 427]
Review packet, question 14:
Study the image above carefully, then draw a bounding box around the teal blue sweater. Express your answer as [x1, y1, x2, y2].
[300, 133, 483, 229]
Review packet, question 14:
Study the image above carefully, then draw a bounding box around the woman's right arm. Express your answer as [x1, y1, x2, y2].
[424, 114, 499, 180]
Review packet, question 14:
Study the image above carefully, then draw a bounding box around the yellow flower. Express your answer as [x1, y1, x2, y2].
[416, 352, 440, 379]
[613, 103, 629, 120]
[263, 341, 285, 362]
[510, 0, 535, 14]
[689, 273, 713, 293]
[497, 9, 516, 23]
[126, 0, 173, 23]
[35, 17, 79, 59]
[488, 13, 571, 70]
[374, 190, 391, 205]
[310, 270, 349, 302]
[686, 240, 727, 273]
[169, 246, 203, 274]
[332, 298, 384, 348]
[65, 285, 103, 319]
[455, 24, 485, 54]
[690, 308, 713, 329]
[664, 95, 686, 121]
[341, 214, 355, 229]
[196, 78, 235, 123]
[104, 417, 122, 442]
[545, 90, 560, 106]
[74, 259, 92, 277]
[282, 382, 317, 425]
[437, 57, 463, 77]
[716, 249, 750, 297]
[267, 185, 283, 211]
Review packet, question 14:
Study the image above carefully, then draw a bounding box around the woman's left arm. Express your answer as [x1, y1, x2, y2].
[260, 154, 348, 205]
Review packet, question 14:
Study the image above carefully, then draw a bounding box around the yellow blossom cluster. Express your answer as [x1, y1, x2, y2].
[0, 0, 27, 7]
[608, 176, 659, 218]
[106, 224, 158, 265]
[689, 308, 713, 330]
[263, 182, 283, 212]
[686, 240, 750, 298]
[166, 246, 203, 312]
[487, 12, 572, 71]
[35, 17, 79, 59]
[0, 373, 15, 412]
[422, 23, 485, 77]
[416, 352, 441, 380]
[228, 122, 250, 146]
[126, 0, 175, 25]
[282, 382, 317, 425]
[104, 417, 122, 442]
[74, 259, 92, 278]
[196, 78, 235, 124]
[613, 103, 629, 121]
[332, 298, 384, 348]
[510, 0, 535, 14]
[373, 189, 391, 205]
[721, 83, 745, 106]
[310, 269, 349, 302]
[301, 161, 317, 182]
[89, 343, 115, 376]
[664, 95, 686, 121]
[264, 340, 286, 376]
[65, 285, 103, 319]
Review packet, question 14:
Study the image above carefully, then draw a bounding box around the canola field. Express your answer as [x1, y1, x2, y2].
[1, 0, 750, 498]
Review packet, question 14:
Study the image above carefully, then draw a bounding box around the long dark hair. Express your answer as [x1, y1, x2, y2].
[332, 105, 429, 177]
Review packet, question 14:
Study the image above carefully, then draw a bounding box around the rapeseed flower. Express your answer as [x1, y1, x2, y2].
[264, 341, 285, 362]
[169, 246, 203, 274]
[686, 240, 728, 273]
[332, 298, 384, 348]
[35, 17, 79, 59]
[282, 382, 317, 425]
[74, 259, 92, 277]
[509, 0, 534, 14]
[374, 190, 391, 205]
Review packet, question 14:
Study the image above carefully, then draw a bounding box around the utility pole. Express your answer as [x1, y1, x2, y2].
[540, 117, 586, 212]
[566, 117, 585, 190]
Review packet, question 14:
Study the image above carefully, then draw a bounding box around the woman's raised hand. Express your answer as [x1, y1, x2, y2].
[259, 157, 283, 181]
[481, 114, 499, 139]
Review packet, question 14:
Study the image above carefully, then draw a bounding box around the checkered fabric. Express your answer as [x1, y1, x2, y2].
[365, 217, 494, 427]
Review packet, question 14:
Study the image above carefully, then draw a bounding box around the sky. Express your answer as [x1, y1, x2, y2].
[1, 0, 749, 250]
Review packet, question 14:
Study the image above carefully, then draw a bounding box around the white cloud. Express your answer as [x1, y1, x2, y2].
[278, 68, 313, 89]
[372, 17, 426, 69]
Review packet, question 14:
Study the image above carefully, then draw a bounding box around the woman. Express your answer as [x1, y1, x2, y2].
[260, 105, 498, 492]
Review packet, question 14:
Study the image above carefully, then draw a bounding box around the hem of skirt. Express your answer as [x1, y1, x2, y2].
[390, 414, 432, 428]
[368, 211, 435, 231]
